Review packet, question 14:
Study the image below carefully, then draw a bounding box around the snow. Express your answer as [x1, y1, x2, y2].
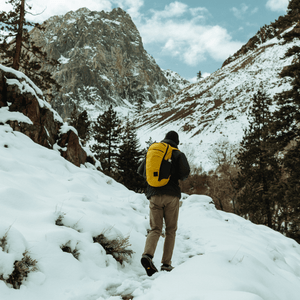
[67, 19, 76, 25]
[1, 113, 300, 299]
[58, 55, 70, 64]
[0, 107, 32, 125]
[102, 19, 121, 26]
[100, 74, 110, 81]
[59, 122, 78, 135]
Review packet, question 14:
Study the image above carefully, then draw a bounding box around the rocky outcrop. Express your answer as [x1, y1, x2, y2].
[29, 7, 189, 120]
[0, 65, 94, 167]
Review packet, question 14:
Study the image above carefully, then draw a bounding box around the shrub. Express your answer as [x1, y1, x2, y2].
[60, 242, 80, 260]
[0, 231, 8, 252]
[0, 251, 38, 289]
[55, 213, 65, 226]
[122, 296, 134, 300]
[93, 233, 134, 265]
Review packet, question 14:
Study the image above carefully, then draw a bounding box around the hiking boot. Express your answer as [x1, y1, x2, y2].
[160, 264, 174, 272]
[141, 254, 158, 277]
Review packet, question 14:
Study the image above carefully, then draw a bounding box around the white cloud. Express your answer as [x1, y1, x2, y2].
[140, 18, 243, 66]
[189, 7, 209, 17]
[0, 0, 143, 23]
[20, 0, 113, 22]
[149, 1, 188, 20]
[266, 0, 289, 12]
[112, 0, 144, 19]
[230, 3, 249, 19]
[136, 2, 242, 66]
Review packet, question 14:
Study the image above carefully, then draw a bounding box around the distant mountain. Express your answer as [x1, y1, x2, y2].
[135, 12, 300, 170]
[29, 8, 190, 120]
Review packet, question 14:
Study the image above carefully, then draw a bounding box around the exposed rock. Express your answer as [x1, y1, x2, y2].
[29, 7, 189, 120]
[0, 65, 93, 167]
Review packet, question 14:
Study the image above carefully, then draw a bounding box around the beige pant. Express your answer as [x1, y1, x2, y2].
[143, 194, 180, 265]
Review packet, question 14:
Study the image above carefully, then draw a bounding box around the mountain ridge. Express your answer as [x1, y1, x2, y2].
[135, 16, 300, 170]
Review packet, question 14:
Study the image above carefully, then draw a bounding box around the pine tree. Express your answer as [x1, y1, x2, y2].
[92, 105, 122, 175]
[134, 97, 145, 113]
[235, 90, 280, 228]
[69, 107, 91, 145]
[287, 0, 300, 17]
[77, 110, 91, 143]
[145, 137, 154, 149]
[197, 71, 202, 80]
[0, 0, 60, 98]
[268, 45, 300, 241]
[69, 105, 78, 129]
[272, 46, 300, 148]
[116, 120, 144, 191]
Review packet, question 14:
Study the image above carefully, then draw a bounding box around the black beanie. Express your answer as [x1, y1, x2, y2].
[165, 131, 179, 146]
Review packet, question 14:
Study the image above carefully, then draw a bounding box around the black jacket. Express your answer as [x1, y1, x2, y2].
[137, 138, 190, 199]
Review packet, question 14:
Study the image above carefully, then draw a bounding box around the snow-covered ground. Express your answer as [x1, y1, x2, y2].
[1, 108, 300, 300]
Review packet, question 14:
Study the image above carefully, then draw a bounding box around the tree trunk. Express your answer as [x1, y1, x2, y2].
[13, 0, 25, 70]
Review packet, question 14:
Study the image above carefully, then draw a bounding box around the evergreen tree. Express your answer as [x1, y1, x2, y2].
[69, 107, 91, 145]
[116, 120, 144, 191]
[92, 105, 122, 175]
[287, 0, 300, 17]
[0, 0, 60, 98]
[268, 45, 300, 241]
[271, 46, 300, 149]
[134, 97, 145, 113]
[145, 136, 154, 150]
[235, 90, 280, 227]
[69, 105, 78, 129]
[197, 71, 202, 80]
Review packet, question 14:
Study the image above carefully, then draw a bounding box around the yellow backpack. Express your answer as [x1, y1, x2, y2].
[146, 142, 178, 187]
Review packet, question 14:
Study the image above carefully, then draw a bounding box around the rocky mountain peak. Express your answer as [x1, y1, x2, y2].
[30, 7, 189, 120]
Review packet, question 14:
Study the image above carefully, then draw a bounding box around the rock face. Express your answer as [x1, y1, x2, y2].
[0, 65, 93, 167]
[29, 7, 189, 120]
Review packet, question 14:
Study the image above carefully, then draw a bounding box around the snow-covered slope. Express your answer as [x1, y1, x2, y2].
[1, 111, 300, 299]
[162, 69, 191, 92]
[135, 24, 300, 170]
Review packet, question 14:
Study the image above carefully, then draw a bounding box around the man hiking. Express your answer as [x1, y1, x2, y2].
[138, 130, 190, 276]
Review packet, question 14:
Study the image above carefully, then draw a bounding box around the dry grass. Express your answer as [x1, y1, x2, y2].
[93, 233, 134, 265]
[55, 213, 65, 226]
[122, 295, 134, 300]
[0, 231, 8, 252]
[0, 251, 38, 289]
[60, 242, 80, 260]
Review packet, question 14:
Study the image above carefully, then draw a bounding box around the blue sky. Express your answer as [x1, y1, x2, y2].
[1, 0, 290, 81]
